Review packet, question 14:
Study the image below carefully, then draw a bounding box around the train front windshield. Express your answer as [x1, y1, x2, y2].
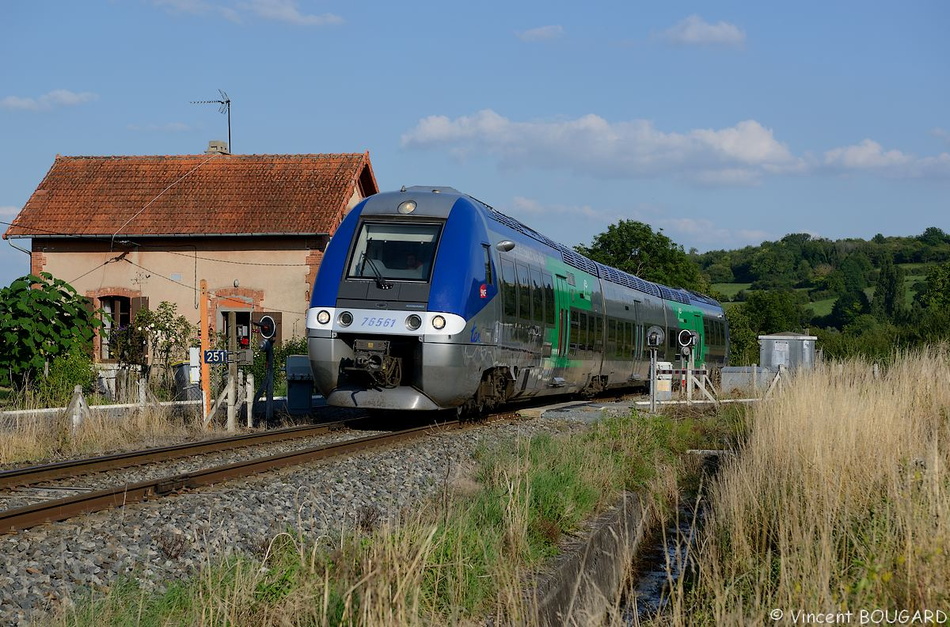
[347, 222, 441, 281]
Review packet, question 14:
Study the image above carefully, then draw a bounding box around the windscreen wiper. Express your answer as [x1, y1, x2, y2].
[361, 253, 393, 290]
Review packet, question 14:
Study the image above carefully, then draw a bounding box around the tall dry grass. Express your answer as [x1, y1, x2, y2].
[667, 347, 950, 624]
[0, 406, 203, 465]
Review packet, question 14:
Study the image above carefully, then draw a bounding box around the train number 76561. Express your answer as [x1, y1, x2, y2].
[361, 316, 396, 328]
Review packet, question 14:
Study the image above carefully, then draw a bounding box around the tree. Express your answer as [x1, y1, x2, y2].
[0, 273, 104, 388]
[576, 220, 707, 291]
[871, 255, 905, 322]
[725, 305, 759, 365]
[740, 290, 810, 335]
[829, 289, 870, 329]
[914, 262, 950, 310]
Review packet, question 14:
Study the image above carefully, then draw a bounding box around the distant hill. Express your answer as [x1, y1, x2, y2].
[692, 228, 949, 325]
[689, 228, 950, 363]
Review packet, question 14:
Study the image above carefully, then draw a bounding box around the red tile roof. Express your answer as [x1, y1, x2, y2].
[4, 152, 378, 239]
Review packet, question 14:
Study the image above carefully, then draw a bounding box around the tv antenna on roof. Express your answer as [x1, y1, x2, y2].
[191, 89, 231, 152]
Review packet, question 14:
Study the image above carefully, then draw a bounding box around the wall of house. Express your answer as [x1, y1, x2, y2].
[32, 236, 328, 357]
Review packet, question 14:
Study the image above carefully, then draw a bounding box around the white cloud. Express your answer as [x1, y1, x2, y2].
[516, 25, 564, 42]
[510, 196, 610, 222]
[241, 0, 343, 26]
[658, 15, 745, 48]
[153, 0, 342, 25]
[404, 109, 950, 184]
[0, 89, 99, 112]
[823, 139, 950, 178]
[0, 205, 20, 217]
[402, 110, 801, 185]
[502, 197, 773, 252]
[930, 127, 950, 146]
[659, 217, 771, 250]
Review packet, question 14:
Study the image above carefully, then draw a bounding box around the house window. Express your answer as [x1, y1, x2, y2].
[100, 296, 132, 360]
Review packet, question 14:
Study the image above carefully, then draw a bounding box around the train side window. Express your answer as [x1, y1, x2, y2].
[594, 315, 603, 351]
[501, 258, 517, 318]
[569, 309, 580, 355]
[608, 318, 618, 357]
[516, 263, 531, 321]
[578, 312, 589, 351]
[626, 322, 634, 358]
[542, 272, 555, 325]
[530, 268, 544, 324]
[482, 245, 493, 285]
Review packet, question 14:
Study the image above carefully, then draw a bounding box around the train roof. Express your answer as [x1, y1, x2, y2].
[371, 187, 719, 309]
[479, 198, 698, 305]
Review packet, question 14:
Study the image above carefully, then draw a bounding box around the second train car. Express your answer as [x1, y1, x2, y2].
[306, 187, 728, 414]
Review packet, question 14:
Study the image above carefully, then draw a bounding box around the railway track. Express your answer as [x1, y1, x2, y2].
[0, 418, 462, 534]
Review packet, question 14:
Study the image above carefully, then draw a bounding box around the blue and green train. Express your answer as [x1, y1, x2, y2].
[307, 187, 728, 413]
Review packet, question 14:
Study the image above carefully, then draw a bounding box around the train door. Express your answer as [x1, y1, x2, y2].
[552, 274, 572, 385]
[632, 300, 647, 380]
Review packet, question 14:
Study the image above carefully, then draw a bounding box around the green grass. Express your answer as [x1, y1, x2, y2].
[711, 283, 752, 300]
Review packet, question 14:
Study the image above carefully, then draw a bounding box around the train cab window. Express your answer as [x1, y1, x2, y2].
[482, 245, 493, 285]
[347, 222, 441, 281]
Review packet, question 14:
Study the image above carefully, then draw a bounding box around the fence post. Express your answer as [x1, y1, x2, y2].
[246, 373, 255, 428]
[67, 385, 87, 432]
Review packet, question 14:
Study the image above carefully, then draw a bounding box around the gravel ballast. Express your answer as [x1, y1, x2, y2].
[0, 413, 592, 625]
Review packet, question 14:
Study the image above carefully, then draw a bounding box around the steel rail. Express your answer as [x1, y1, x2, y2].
[0, 422, 350, 489]
[0, 420, 459, 534]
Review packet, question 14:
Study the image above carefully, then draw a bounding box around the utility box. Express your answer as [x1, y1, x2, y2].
[172, 360, 201, 401]
[653, 361, 673, 401]
[285, 355, 314, 414]
[758, 333, 817, 372]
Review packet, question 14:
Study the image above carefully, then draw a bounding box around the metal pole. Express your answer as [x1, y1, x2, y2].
[199, 280, 211, 422]
[227, 311, 237, 431]
[650, 349, 657, 413]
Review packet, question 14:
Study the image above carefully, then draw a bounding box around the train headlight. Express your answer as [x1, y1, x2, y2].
[397, 200, 417, 214]
[406, 314, 422, 331]
[338, 311, 353, 327]
[316, 310, 331, 325]
[432, 315, 446, 330]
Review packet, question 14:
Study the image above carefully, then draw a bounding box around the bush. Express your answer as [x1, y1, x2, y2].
[36, 347, 99, 407]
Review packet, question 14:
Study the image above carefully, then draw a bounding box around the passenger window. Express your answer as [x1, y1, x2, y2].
[517, 263, 531, 321]
[542, 272, 555, 325]
[531, 268, 544, 324]
[501, 258, 517, 317]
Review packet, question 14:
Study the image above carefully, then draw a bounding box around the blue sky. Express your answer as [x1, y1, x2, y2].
[1, 1, 948, 289]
